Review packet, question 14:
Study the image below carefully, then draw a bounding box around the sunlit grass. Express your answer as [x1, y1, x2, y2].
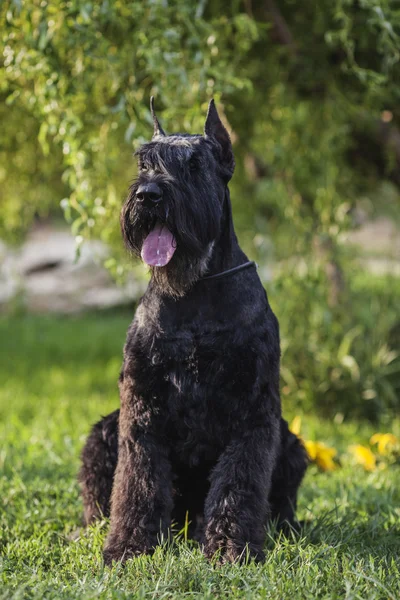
[0, 313, 399, 599]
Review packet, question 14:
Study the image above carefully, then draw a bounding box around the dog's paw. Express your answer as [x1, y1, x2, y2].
[203, 539, 265, 564]
[103, 546, 133, 566]
[276, 518, 303, 537]
[103, 540, 152, 566]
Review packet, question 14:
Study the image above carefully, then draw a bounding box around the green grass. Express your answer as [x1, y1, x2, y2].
[0, 313, 399, 599]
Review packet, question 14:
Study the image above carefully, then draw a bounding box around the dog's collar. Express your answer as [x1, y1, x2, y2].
[201, 261, 257, 281]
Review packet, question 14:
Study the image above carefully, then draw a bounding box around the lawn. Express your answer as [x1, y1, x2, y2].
[0, 313, 399, 599]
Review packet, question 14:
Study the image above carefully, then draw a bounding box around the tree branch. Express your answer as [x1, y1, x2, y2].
[264, 0, 297, 54]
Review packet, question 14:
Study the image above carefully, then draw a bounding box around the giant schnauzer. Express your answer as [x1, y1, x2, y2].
[79, 99, 308, 564]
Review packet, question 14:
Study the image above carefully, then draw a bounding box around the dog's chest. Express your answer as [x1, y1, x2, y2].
[133, 324, 261, 462]
[158, 333, 239, 460]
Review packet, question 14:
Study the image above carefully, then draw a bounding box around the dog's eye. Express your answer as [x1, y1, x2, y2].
[188, 157, 197, 171]
[139, 163, 148, 172]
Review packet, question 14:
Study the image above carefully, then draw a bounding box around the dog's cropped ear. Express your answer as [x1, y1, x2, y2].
[204, 99, 235, 179]
[150, 96, 166, 138]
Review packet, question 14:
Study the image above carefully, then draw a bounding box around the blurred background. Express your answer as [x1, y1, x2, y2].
[1, 0, 400, 424]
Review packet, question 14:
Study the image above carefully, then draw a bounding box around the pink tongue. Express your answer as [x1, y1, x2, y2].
[141, 221, 177, 267]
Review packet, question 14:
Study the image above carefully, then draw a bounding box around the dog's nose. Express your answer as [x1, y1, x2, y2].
[136, 183, 163, 204]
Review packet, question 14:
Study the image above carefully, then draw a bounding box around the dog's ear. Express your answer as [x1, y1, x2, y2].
[204, 99, 235, 179]
[150, 96, 166, 138]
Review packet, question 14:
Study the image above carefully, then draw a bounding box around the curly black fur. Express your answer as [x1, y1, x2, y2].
[79, 100, 308, 565]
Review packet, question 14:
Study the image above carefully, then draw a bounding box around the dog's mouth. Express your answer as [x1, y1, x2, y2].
[141, 220, 177, 267]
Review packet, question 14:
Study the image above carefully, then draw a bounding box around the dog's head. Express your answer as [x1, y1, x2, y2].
[121, 99, 235, 297]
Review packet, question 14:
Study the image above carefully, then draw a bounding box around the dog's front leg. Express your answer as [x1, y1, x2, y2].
[203, 424, 279, 563]
[103, 403, 173, 565]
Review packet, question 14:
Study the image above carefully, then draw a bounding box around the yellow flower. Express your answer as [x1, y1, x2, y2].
[289, 416, 302, 437]
[348, 444, 376, 471]
[304, 440, 337, 471]
[370, 433, 399, 456]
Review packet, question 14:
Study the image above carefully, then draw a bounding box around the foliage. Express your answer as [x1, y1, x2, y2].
[2, 1, 400, 248]
[1, 314, 400, 599]
[275, 270, 400, 420]
[1, 1, 400, 419]
[1, 0, 258, 253]
[290, 417, 400, 472]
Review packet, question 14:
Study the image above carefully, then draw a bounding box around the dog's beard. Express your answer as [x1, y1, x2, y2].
[121, 186, 221, 297]
[149, 213, 216, 297]
[150, 241, 215, 297]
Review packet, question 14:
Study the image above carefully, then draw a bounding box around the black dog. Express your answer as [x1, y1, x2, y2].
[79, 99, 308, 564]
